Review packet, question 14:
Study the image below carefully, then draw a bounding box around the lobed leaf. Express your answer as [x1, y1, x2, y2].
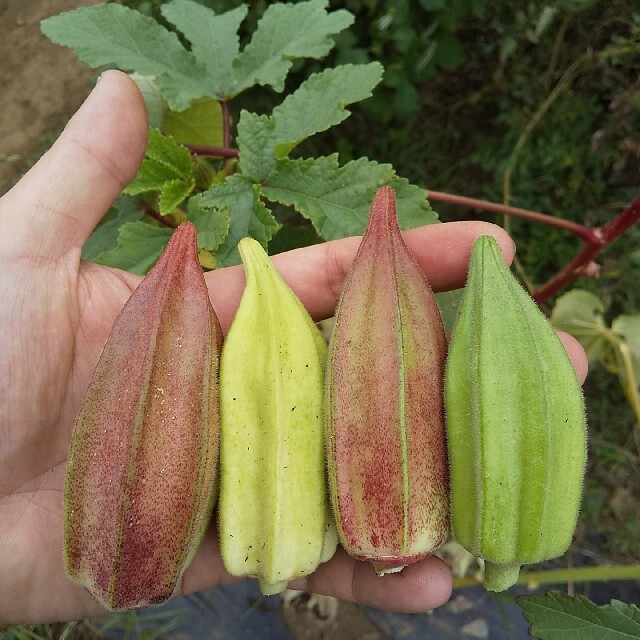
[198, 175, 279, 267]
[93, 222, 174, 275]
[144, 128, 194, 177]
[518, 591, 640, 640]
[232, 0, 354, 95]
[81, 198, 143, 261]
[237, 111, 276, 182]
[612, 314, 640, 378]
[161, 1, 247, 99]
[129, 74, 165, 130]
[237, 64, 383, 181]
[123, 161, 180, 196]
[262, 155, 436, 240]
[612, 314, 640, 396]
[40, 4, 209, 110]
[163, 98, 224, 147]
[396, 181, 439, 227]
[550, 289, 610, 362]
[187, 194, 231, 253]
[158, 179, 196, 215]
[124, 129, 196, 214]
[272, 63, 383, 156]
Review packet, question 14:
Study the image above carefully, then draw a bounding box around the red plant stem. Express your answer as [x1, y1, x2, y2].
[186, 144, 239, 158]
[140, 201, 177, 228]
[427, 190, 597, 242]
[532, 242, 603, 303]
[427, 189, 640, 304]
[598, 193, 640, 244]
[532, 194, 640, 303]
[187, 101, 237, 164]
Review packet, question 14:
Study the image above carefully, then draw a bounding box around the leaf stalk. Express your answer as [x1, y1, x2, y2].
[453, 563, 640, 589]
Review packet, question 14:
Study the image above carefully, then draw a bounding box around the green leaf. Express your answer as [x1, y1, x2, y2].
[232, 0, 354, 95]
[145, 128, 194, 176]
[262, 155, 436, 240]
[124, 129, 195, 214]
[161, 1, 247, 99]
[158, 179, 195, 214]
[199, 175, 279, 267]
[82, 198, 144, 261]
[130, 74, 165, 130]
[268, 223, 323, 255]
[40, 4, 209, 110]
[612, 314, 640, 383]
[263, 155, 387, 239]
[237, 111, 277, 181]
[164, 97, 224, 147]
[271, 63, 383, 156]
[124, 159, 181, 195]
[396, 181, 438, 227]
[238, 63, 383, 180]
[518, 591, 640, 640]
[187, 194, 230, 252]
[93, 222, 174, 275]
[550, 289, 610, 362]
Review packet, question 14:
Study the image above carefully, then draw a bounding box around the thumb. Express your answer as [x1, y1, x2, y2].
[0, 70, 148, 261]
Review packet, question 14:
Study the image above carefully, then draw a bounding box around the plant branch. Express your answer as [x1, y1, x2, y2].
[186, 144, 239, 158]
[545, 13, 572, 88]
[427, 189, 640, 304]
[140, 201, 177, 228]
[453, 563, 640, 589]
[427, 190, 596, 242]
[598, 192, 640, 244]
[532, 194, 640, 303]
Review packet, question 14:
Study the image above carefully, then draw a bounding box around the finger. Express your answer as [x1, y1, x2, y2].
[0, 70, 147, 261]
[557, 330, 589, 384]
[291, 547, 452, 613]
[206, 221, 514, 332]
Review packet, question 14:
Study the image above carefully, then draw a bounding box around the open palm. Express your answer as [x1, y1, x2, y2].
[0, 72, 587, 626]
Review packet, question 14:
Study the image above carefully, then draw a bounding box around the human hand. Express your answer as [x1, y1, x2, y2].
[0, 70, 588, 626]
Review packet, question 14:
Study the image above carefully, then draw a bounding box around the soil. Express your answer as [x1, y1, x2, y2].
[281, 596, 389, 640]
[0, 0, 101, 194]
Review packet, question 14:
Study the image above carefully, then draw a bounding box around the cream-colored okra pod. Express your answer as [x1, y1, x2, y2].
[218, 238, 336, 595]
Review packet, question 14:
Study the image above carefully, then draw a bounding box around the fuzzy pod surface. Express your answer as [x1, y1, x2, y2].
[64, 222, 222, 611]
[218, 237, 336, 595]
[445, 235, 587, 591]
[325, 186, 449, 573]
